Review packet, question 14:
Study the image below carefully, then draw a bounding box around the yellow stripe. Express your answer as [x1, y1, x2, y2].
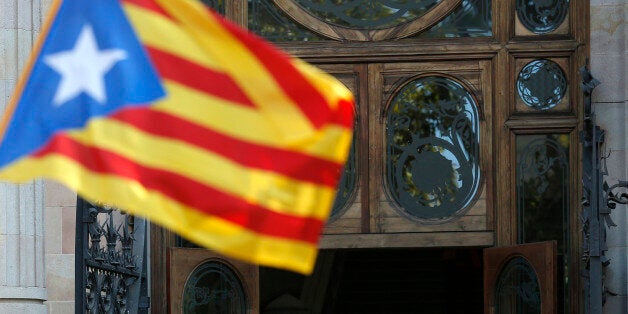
[151, 0, 318, 143]
[66, 116, 337, 220]
[122, 3, 222, 70]
[156, 81, 353, 163]
[293, 60, 354, 110]
[0, 155, 318, 274]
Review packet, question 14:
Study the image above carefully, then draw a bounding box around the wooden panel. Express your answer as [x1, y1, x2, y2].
[323, 199, 361, 234]
[168, 248, 259, 314]
[372, 59, 492, 234]
[377, 189, 488, 233]
[319, 232, 494, 249]
[513, 57, 572, 113]
[484, 241, 557, 314]
[315, 64, 368, 235]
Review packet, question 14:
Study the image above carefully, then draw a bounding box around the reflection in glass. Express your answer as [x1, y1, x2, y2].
[516, 0, 568, 34]
[200, 0, 225, 15]
[294, 0, 441, 29]
[386, 76, 480, 221]
[517, 59, 567, 110]
[420, 0, 492, 38]
[516, 134, 570, 313]
[495, 257, 541, 314]
[330, 137, 357, 220]
[183, 261, 247, 314]
[249, 0, 324, 41]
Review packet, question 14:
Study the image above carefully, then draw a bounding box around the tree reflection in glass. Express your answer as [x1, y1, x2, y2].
[386, 76, 480, 221]
[295, 0, 441, 29]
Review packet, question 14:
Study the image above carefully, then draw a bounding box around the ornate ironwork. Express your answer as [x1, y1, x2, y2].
[294, 0, 441, 29]
[517, 59, 567, 110]
[76, 198, 149, 314]
[516, 0, 568, 34]
[579, 65, 628, 313]
[420, 0, 492, 38]
[494, 257, 541, 314]
[182, 261, 247, 313]
[386, 76, 480, 221]
[249, 0, 323, 41]
[330, 137, 357, 219]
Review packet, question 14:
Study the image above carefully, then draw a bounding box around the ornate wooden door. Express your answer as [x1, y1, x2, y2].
[484, 241, 557, 314]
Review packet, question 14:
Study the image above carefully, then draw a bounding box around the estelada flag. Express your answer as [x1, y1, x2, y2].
[0, 0, 354, 274]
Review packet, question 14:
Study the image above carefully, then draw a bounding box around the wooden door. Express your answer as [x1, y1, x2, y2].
[484, 241, 557, 314]
[168, 248, 259, 313]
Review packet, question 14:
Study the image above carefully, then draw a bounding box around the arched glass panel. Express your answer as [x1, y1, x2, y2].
[516, 134, 570, 312]
[517, 59, 567, 110]
[495, 257, 541, 314]
[200, 0, 225, 15]
[182, 261, 247, 314]
[386, 76, 480, 221]
[419, 0, 492, 38]
[249, 0, 324, 41]
[330, 137, 357, 219]
[516, 0, 568, 34]
[294, 0, 441, 29]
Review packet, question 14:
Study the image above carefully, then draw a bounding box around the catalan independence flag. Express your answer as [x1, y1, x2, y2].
[0, 0, 353, 274]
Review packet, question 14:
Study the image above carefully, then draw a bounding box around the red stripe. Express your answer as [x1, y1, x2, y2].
[110, 107, 344, 186]
[34, 135, 324, 243]
[122, 0, 352, 130]
[145, 47, 256, 108]
[213, 16, 345, 129]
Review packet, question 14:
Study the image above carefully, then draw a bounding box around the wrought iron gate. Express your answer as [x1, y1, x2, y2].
[75, 197, 150, 314]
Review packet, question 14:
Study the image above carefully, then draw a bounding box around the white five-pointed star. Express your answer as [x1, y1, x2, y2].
[44, 24, 127, 106]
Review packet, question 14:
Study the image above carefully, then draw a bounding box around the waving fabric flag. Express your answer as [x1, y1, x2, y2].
[0, 0, 354, 274]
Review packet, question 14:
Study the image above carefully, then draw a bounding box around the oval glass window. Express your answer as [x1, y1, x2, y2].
[386, 76, 480, 222]
[182, 261, 247, 314]
[271, 0, 463, 41]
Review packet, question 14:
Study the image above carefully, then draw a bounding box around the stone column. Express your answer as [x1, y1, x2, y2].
[590, 1, 627, 313]
[0, 0, 48, 312]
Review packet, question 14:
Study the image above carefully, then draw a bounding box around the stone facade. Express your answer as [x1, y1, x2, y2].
[0, 1, 626, 313]
[590, 1, 627, 313]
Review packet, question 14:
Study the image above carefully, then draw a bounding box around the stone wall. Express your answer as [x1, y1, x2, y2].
[44, 181, 75, 313]
[590, 1, 628, 313]
[0, 0, 48, 313]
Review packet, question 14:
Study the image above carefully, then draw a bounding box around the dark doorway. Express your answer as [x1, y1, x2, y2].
[260, 248, 484, 314]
